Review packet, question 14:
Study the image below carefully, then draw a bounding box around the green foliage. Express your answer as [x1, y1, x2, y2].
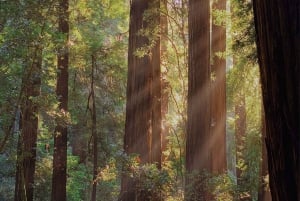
[239, 129, 260, 199]
[122, 154, 176, 200]
[209, 173, 235, 201]
[226, 0, 263, 200]
[34, 121, 54, 201]
[162, 2, 189, 199]
[67, 155, 89, 201]
[185, 171, 211, 201]
[0, 177, 14, 201]
[0, 153, 15, 201]
[231, 0, 257, 63]
[163, 129, 185, 196]
[185, 171, 234, 201]
[95, 159, 120, 201]
[34, 157, 53, 201]
[67, 1, 129, 200]
[135, 164, 171, 200]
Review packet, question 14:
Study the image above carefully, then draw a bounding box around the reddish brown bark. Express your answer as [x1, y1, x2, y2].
[14, 50, 41, 201]
[122, 1, 162, 199]
[51, 0, 69, 200]
[151, 0, 162, 169]
[186, 0, 211, 199]
[211, 0, 227, 173]
[124, 0, 151, 165]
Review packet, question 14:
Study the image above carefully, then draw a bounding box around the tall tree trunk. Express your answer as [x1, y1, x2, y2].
[253, 1, 300, 200]
[14, 50, 42, 201]
[211, 0, 227, 173]
[51, 0, 69, 200]
[121, 0, 153, 200]
[122, 0, 162, 199]
[186, 0, 211, 200]
[151, 0, 162, 170]
[91, 55, 98, 201]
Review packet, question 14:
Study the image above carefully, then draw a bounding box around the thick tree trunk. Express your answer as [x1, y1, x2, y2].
[91, 55, 98, 201]
[124, 0, 151, 166]
[121, 0, 153, 200]
[253, 1, 300, 200]
[51, 0, 69, 200]
[122, 1, 162, 200]
[211, 0, 227, 173]
[186, 0, 211, 200]
[14, 50, 41, 201]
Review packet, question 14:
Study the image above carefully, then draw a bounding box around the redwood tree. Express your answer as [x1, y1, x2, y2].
[211, 0, 227, 173]
[151, 0, 162, 169]
[121, 0, 160, 200]
[14, 50, 42, 201]
[253, 1, 300, 200]
[51, 0, 69, 200]
[185, 0, 211, 199]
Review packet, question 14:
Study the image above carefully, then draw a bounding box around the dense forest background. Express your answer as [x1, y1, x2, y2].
[1, 0, 297, 201]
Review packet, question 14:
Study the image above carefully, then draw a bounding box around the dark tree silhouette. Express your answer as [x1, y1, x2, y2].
[14, 49, 42, 201]
[51, 0, 69, 200]
[253, 1, 300, 200]
[90, 55, 98, 201]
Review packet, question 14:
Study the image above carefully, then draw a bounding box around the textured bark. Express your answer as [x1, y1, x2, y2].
[186, 0, 211, 199]
[91, 55, 98, 201]
[253, 1, 300, 200]
[121, 0, 154, 200]
[211, 0, 227, 173]
[151, 0, 162, 169]
[14, 50, 41, 201]
[124, 0, 151, 166]
[51, 0, 69, 200]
